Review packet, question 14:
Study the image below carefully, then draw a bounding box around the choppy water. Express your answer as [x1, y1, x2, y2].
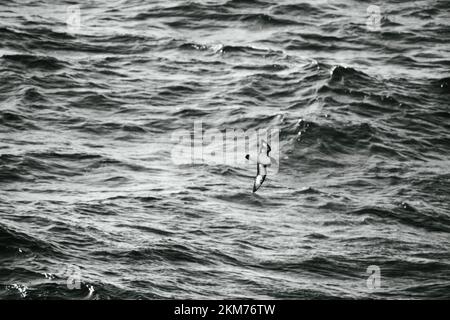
[1, 0, 450, 299]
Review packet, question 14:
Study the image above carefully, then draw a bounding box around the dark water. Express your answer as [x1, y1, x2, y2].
[1, 0, 449, 299]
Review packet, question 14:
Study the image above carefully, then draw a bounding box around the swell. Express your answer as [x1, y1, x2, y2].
[348, 205, 450, 233]
[133, 3, 298, 27]
[91, 243, 213, 265]
[0, 223, 60, 256]
[1, 54, 68, 71]
[0, 26, 156, 55]
[0, 152, 156, 183]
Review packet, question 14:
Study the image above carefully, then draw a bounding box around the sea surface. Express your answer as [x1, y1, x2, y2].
[1, 0, 449, 299]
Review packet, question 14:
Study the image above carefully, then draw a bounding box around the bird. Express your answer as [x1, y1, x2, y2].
[245, 140, 273, 193]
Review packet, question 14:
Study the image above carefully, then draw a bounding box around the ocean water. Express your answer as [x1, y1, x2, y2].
[1, 0, 449, 299]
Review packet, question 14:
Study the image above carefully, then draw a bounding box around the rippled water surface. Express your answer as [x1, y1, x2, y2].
[1, 0, 449, 299]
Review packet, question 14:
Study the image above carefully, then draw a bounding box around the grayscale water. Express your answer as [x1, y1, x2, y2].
[1, 0, 449, 299]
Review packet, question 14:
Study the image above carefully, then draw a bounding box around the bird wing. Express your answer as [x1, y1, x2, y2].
[253, 163, 267, 193]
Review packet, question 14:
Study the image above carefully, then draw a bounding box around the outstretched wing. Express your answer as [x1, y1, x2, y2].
[253, 163, 267, 193]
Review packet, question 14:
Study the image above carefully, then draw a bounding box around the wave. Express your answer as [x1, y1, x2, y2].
[91, 243, 212, 265]
[348, 205, 450, 233]
[432, 76, 450, 94]
[238, 13, 297, 26]
[0, 224, 60, 256]
[1, 54, 68, 71]
[0, 110, 36, 131]
[270, 3, 324, 16]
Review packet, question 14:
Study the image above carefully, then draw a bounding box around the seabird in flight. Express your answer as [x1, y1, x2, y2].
[245, 140, 273, 193]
